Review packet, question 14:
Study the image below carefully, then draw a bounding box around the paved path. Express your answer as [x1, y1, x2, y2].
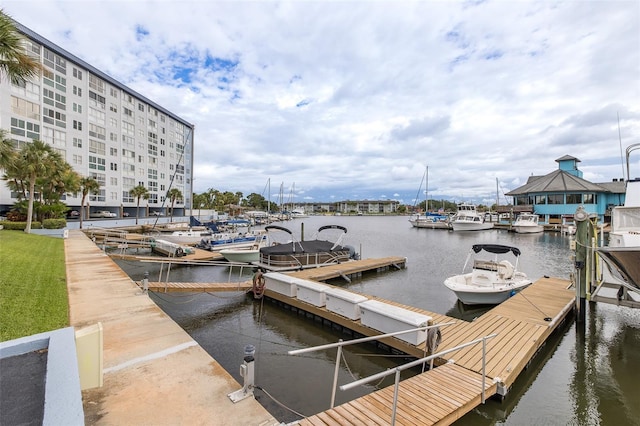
[65, 230, 279, 425]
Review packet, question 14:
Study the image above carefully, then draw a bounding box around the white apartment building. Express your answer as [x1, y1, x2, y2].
[0, 21, 194, 217]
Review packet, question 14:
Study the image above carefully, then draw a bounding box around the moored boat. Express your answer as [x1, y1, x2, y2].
[513, 213, 544, 234]
[451, 203, 494, 231]
[253, 224, 359, 271]
[408, 212, 452, 229]
[444, 244, 533, 305]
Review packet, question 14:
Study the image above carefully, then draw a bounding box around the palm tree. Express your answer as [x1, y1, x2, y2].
[79, 177, 100, 229]
[21, 140, 57, 233]
[167, 188, 183, 223]
[0, 10, 42, 85]
[0, 129, 16, 171]
[130, 185, 149, 225]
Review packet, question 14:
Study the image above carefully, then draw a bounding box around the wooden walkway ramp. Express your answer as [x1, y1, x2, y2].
[146, 281, 251, 292]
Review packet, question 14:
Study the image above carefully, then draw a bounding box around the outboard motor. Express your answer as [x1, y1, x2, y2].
[346, 245, 360, 260]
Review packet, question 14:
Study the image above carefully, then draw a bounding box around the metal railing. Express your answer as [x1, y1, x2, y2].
[339, 333, 498, 425]
[288, 322, 456, 409]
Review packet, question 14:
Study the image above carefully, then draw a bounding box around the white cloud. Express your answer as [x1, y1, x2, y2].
[4, 0, 639, 203]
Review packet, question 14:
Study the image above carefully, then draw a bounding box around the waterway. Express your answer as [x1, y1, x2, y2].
[114, 215, 640, 425]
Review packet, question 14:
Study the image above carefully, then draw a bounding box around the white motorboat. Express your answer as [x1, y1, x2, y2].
[290, 208, 308, 218]
[219, 246, 261, 263]
[594, 144, 640, 304]
[159, 228, 215, 245]
[451, 203, 494, 231]
[196, 230, 266, 252]
[219, 235, 267, 263]
[444, 244, 533, 305]
[513, 213, 544, 234]
[408, 213, 452, 229]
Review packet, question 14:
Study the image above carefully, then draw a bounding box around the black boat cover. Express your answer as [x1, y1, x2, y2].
[472, 244, 521, 257]
[260, 240, 346, 255]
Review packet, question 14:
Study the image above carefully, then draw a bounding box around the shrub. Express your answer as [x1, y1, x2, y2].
[43, 218, 67, 229]
[0, 221, 42, 231]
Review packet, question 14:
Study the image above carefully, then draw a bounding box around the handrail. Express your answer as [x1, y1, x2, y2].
[339, 333, 498, 425]
[289, 322, 456, 408]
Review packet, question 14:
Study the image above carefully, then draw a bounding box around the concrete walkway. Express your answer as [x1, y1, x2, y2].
[65, 230, 279, 425]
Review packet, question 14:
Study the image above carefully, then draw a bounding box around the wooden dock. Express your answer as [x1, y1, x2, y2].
[265, 276, 574, 425]
[288, 256, 406, 282]
[109, 247, 225, 262]
[139, 256, 575, 425]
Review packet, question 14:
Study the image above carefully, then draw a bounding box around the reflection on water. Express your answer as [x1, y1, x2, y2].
[116, 216, 640, 424]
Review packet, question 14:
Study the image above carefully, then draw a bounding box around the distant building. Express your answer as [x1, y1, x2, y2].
[0, 20, 194, 217]
[282, 200, 399, 215]
[505, 155, 626, 224]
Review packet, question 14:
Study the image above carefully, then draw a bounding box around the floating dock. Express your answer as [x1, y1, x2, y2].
[147, 260, 575, 425]
[269, 276, 575, 425]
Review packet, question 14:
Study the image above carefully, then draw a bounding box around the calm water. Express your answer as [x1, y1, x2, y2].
[114, 216, 640, 425]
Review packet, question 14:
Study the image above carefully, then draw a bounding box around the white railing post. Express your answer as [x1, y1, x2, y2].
[481, 336, 487, 403]
[330, 342, 343, 408]
[391, 369, 402, 425]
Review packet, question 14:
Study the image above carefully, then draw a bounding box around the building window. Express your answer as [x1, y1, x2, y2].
[73, 86, 82, 96]
[89, 123, 106, 140]
[11, 117, 40, 139]
[89, 139, 106, 155]
[89, 74, 105, 93]
[73, 120, 82, 130]
[138, 103, 144, 112]
[122, 191, 134, 203]
[72, 154, 82, 165]
[89, 156, 106, 171]
[110, 177, 118, 186]
[73, 137, 82, 148]
[566, 194, 582, 204]
[534, 195, 546, 205]
[583, 193, 596, 204]
[73, 68, 83, 80]
[110, 163, 118, 171]
[547, 194, 564, 204]
[11, 96, 40, 120]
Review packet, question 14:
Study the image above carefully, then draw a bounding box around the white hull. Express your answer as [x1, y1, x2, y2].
[159, 235, 209, 245]
[444, 273, 532, 305]
[219, 248, 260, 263]
[451, 222, 494, 231]
[409, 218, 451, 229]
[451, 203, 494, 231]
[513, 225, 544, 234]
[513, 214, 544, 234]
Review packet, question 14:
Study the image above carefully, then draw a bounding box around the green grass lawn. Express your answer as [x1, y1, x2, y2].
[0, 230, 69, 342]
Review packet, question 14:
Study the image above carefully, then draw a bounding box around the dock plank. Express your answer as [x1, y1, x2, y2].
[146, 281, 251, 293]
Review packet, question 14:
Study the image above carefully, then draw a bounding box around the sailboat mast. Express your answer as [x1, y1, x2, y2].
[426, 165, 429, 212]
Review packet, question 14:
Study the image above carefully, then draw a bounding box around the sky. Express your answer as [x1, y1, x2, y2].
[3, 1, 639, 206]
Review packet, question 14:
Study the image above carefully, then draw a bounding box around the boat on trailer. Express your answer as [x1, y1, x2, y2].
[444, 244, 533, 305]
[253, 224, 359, 272]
